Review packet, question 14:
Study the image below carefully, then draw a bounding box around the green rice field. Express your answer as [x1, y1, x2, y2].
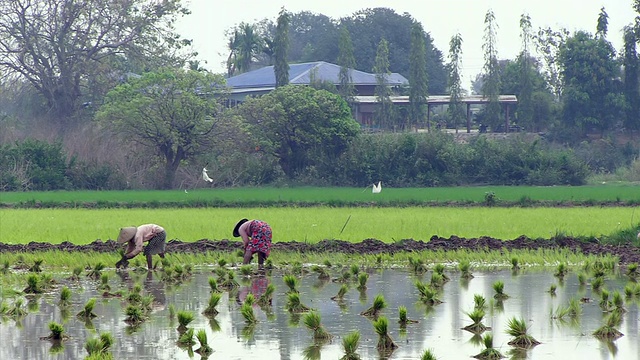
[1, 207, 637, 245]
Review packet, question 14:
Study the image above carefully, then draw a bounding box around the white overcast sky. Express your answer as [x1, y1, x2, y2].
[176, 0, 636, 90]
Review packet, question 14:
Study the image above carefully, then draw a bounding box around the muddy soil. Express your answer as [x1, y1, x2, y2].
[1, 235, 639, 265]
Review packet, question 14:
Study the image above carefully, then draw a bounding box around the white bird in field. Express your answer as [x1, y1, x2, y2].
[372, 181, 382, 194]
[202, 167, 213, 183]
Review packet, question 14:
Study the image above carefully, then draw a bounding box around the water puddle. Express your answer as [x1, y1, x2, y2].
[1, 267, 637, 359]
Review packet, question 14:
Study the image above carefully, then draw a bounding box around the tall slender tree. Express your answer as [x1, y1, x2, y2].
[481, 9, 502, 131]
[274, 8, 291, 87]
[447, 33, 465, 133]
[373, 39, 393, 130]
[409, 23, 428, 132]
[622, 25, 639, 132]
[337, 26, 356, 103]
[534, 27, 569, 101]
[517, 14, 534, 131]
[596, 7, 609, 39]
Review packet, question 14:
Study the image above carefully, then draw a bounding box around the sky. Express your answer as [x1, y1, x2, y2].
[175, 0, 636, 90]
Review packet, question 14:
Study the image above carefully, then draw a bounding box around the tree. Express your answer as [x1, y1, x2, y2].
[96, 69, 228, 189]
[226, 23, 263, 76]
[596, 7, 609, 38]
[622, 26, 640, 132]
[238, 85, 360, 179]
[337, 26, 356, 103]
[517, 14, 534, 130]
[481, 9, 502, 131]
[409, 23, 428, 131]
[534, 27, 569, 101]
[373, 39, 394, 130]
[274, 8, 291, 87]
[0, 0, 191, 129]
[447, 33, 465, 133]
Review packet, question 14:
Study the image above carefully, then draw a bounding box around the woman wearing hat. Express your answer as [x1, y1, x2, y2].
[115, 224, 166, 270]
[233, 219, 272, 267]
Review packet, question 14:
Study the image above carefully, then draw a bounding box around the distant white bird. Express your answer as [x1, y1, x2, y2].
[372, 181, 382, 194]
[202, 167, 213, 183]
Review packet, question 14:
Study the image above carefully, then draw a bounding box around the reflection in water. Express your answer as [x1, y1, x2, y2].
[0, 268, 638, 359]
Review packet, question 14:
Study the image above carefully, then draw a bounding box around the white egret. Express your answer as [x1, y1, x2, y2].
[372, 181, 382, 194]
[202, 167, 213, 183]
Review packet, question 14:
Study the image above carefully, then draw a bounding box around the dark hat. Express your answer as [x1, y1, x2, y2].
[233, 218, 249, 237]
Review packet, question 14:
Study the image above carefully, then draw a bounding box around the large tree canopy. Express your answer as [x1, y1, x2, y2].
[96, 69, 227, 189]
[0, 0, 191, 127]
[238, 85, 360, 179]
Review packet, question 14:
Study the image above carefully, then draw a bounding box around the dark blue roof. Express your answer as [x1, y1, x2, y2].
[226, 61, 408, 89]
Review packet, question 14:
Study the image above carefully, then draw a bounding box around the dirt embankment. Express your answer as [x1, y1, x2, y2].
[1, 236, 639, 265]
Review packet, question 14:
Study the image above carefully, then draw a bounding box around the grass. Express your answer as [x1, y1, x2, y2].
[1, 207, 638, 244]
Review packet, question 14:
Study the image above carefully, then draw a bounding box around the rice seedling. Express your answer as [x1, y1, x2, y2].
[140, 295, 154, 313]
[611, 291, 625, 313]
[373, 316, 398, 354]
[511, 257, 520, 271]
[203, 292, 222, 316]
[177, 310, 195, 333]
[58, 286, 72, 307]
[257, 283, 275, 307]
[398, 305, 418, 325]
[243, 293, 255, 306]
[493, 280, 509, 300]
[350, 264, 360, 276]
[593, 311, 624, 340]
[219, 270, 239, 290]
[459, 260, 474, 279]
[340, 330, 361, 360]
[285, 292, 312, 313]
[322, 259, 333, 268]
[473, 333, 504, 359]
[356, 272, 368, 291]
[194, 329, 213, 356]
[577, 272, 587, 285]
[415, 280, 442, 306]
[624, 282, 640, 298]
[599, 289, 612, 312]
[29, 259, 44, 273]
[126, 284, 143, 305]
[408, 256, 427, 274]
[433, 263, 450, 281]
[361, 294, 386, 318]
[177, 327, 196, 347]
[76, 298, 97, 319]
[84, 333, 114, 359]
[420, 348, 437, 360]
[429, 272, 446, 289]
[241, 302, 257, 324]
[625, 263, 638, 279]
[303, 311, 333, 340]
[6, 298, 27, 318]
[311, 265, 331, 280]
[1, 260, 9, 274]
[239, 265, 253, 276]
[217, 258, 227, 267]
[474, 294, 486, 310]
[98, 273, 111, 292]
[302, 343, 323, 360]
[548, 284, 557, 296]
[208, 277, 219, 292]
[40, 321, 69, 341]
[23, 273, 44, 294]
[331, 284, 349, 301]
[505, 317, 540, 347]
[283, 274, 299, 293]
[168, 304, 175, 319]
[463, 308, 489, 334]
[124, 305, 145, 325]
[591, 276, 605, 291]
[554, 263, 568, 278]
[86, 262, 105, 279]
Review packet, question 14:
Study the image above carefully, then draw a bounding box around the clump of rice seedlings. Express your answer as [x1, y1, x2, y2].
[124, 305, 145, 325]
[599, 289, 612, 312]
[241, 302, 257, 324]
[98, 273, 111, 292]
[29, 259, 44, 273]
[593, 311, 624, 340]
[219, 270, 239, 290]
[140, 294, 154, 313]
[239, 265, 253, 276]
[322, 259, 333, 268]
[332, 271, 351, 283]
[577, 272, 587, 285]
[361, 294, 386, 318]
[331, 284, 349, 301]
[302, 343, 323, 360]
[126, 284, 143, 305]
[85, 332, 114, 358]
[311, 265, 331, 280]
[398, 305, 418, 325]
[243, 293, 255, 306]
[474, 294, 486, 310]
[350, 264, 360, 276]
[553, 297, 583, 321]
[86, 262, 105, 279]
[303, 311, 333, 340]
[548, 284, 557, 296]
[591, 260, 608, 278]
[23, 273, 44, 294]
[429, 272, 446, 289]
[420, 348, 437, 360]
[283, 274, 299, 293]
[177, 327, 195, 347]
[567, 297, 582, 318]
[408, 256, 427, 274]
[591, 276, 605, 291]
[177, 310, 195, 333]
[415, 280, 442, 306]
[76, 298, 97, 319]
[373, 316, 398, 354]
[168, 304, 176, 319]
[433, 263, 450, 282]
[506, 317, 540, 347]
[624, 282, 640, 298]
[625, 263, 638, 279]
[7, 298, 27, 318]
[203, 292, 222, 317]
[611, 291, 625, 313]
[472, 333, 504, 359]
[40, 321, 69, 341]
[194, 329, 213, 356]
[58, 286, 72, 307]
[356, 272, 369, 291]
[257, 283, 275, 307]
[463, 309, 489, 334]
[554, 263, 568, 279]
[1, 260, 10, 274]
[208, 277, 219, 292]
[40, 273, 55, 290]
[217, 258, 227, 267]
[459, 260, 474, 279]
[493, 280, 509, 300]
[340, 330, 361, 360]
[286, 292, 312, 313]
[511, 257, 520, 271]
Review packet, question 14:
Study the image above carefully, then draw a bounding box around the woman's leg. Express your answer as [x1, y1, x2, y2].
[243, 249, 254, 264]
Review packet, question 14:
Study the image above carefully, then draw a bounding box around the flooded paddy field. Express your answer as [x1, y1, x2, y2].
[1, 266, 638, 359]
